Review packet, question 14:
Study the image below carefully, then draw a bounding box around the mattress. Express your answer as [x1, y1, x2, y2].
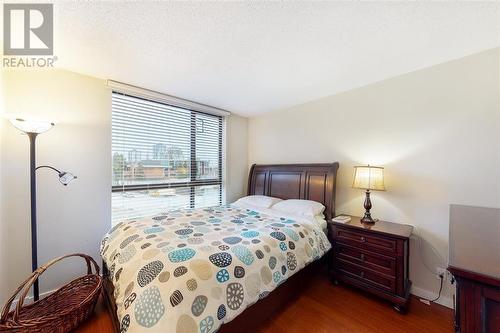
[100, 203, 331, 333]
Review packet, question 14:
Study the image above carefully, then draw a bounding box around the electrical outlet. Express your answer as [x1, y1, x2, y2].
[436, 267, 446, 279]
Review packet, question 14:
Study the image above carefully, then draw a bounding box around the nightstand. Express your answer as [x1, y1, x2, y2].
[328, 216, 413, 312]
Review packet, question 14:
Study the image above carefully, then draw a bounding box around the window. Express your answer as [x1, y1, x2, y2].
[112, 92, 223, 224]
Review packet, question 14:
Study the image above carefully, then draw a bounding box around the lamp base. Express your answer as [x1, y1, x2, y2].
[360, 214, 376, 224]
[361, 189, 376, 224]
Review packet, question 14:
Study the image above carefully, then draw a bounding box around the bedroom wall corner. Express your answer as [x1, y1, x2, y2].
[247, 47, 500, 308]
[225, 114, 249, 203]
[0, 69, 111, 305]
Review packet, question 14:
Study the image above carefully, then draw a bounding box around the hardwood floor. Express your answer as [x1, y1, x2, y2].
[76, 272, 453, 333]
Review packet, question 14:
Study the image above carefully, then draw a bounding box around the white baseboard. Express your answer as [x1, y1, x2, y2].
[9, 289, 56, 311]
[411, 285, 453, 309]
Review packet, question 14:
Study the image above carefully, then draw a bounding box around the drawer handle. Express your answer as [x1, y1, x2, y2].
[360, 271, 365, 278]
[360, 236, 366, 242]
[360, 254, 365, 261]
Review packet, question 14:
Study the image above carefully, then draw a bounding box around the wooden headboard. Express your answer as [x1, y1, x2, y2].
[247, 163, 339, 219]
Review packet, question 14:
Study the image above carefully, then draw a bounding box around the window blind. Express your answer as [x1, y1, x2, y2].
[112, 92, 223, 224]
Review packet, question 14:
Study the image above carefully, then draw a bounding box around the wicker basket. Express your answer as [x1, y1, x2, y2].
[0, 253, 102, 333]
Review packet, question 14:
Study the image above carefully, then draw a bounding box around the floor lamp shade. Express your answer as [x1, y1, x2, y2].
[9, 118, 54, 134]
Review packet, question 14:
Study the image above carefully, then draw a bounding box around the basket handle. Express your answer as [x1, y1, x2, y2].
[0, 253, 100, 324]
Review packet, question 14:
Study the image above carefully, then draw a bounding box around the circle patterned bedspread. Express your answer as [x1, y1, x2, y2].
[101, 204, 331, 333]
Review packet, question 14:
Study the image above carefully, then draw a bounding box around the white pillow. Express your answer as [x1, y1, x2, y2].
[271, 199, 325, 219]
[314, 214, 328, 231]
[234, 195, 283, 209]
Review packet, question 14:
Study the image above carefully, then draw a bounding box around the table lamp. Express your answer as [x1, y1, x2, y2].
[352, 165, 385, 224]
[9, 118, 77, 301]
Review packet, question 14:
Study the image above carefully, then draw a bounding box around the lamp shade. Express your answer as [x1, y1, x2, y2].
[352, 165, 386, 191]
[9, 118, 54, 134]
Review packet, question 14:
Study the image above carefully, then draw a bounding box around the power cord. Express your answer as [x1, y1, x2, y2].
[412, 227, 449, 305]
[429, 274, 444, 302]
[412, 227, 445, 276]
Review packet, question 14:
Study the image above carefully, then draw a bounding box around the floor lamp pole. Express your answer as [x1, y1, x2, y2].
[9, 118, 76, 302]
[28, 132, 39, 302]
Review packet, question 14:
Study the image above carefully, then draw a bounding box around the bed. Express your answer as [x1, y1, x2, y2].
[101, 163, 339, 333]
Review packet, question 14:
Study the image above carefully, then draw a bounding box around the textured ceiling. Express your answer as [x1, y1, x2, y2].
[51, 1, 499, 116]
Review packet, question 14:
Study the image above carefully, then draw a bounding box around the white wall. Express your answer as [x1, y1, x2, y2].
[0, 70, 112, 304]
[248, 48, 500, 307]
[226, 114, 249, 202]
[0, 69, 249, 304]
[0, 76, 6, 302]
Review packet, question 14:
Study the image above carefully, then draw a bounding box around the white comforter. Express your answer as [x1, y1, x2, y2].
[101, 204, 331, 333]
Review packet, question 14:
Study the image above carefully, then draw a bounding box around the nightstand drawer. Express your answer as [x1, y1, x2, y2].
[332, 227, 397, 254]
[336, 259, 396, 293]
[335, 243, 396, 276]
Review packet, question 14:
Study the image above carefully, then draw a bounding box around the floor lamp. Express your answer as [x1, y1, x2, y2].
[9, 118, 77, 301]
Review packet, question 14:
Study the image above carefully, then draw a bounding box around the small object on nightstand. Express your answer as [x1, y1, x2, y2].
[352, 165, 386, 224]
[328, 216, 413, 313]
[332, 215, 351, 223]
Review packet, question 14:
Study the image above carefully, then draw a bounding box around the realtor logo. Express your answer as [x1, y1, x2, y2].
[3, 3, 53, 55]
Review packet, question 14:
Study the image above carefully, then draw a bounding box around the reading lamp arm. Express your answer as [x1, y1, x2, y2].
[35, 165, 78, 185]
[35, 165, 62, 174]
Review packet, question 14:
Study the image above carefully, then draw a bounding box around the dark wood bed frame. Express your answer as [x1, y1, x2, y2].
[103, 163, 339, 332]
